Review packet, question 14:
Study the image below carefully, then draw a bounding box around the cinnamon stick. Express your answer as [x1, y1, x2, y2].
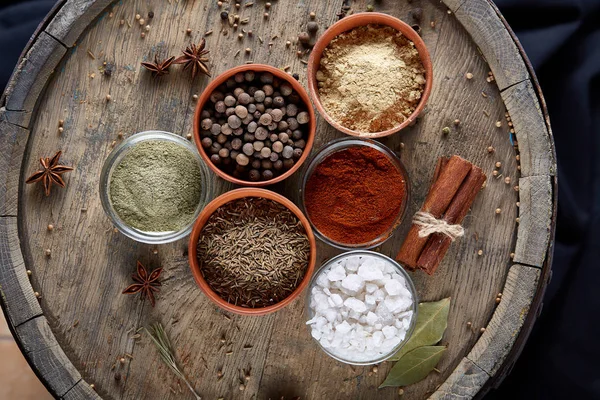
[417, 165, 486, 275]
[396, 155, 472, 269]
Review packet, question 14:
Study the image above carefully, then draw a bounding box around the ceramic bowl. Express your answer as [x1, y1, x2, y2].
[194, 64, 316, 186]
[188, 188, 317, 315]
[307, 12, 433, 138]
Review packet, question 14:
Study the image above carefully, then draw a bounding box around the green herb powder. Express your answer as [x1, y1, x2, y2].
[109, 140, 202, 232]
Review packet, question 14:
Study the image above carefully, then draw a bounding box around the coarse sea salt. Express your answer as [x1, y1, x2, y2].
[307, 254, 414, 363]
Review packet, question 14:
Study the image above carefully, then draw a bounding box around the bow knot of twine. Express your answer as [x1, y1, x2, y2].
[413, 211, 465, 241]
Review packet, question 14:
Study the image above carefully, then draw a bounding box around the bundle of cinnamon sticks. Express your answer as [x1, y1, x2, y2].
[397, 155, 486, 275]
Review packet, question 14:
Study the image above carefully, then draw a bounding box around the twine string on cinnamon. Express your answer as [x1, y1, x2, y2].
[413, 211, 464, 241]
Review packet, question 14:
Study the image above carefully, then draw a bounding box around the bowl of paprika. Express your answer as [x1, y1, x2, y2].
[300, 138, 410, 250]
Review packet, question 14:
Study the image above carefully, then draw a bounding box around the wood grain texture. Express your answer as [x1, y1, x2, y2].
[513, 176, 553, 267]
[430, 357, 489, 400]
[16, 316, 83, 397]
[466, 264, 540, 376]
[62, 380, 102, 400]
[0, 0, 556, 399]
[45, 0, 115, 47]
[502, 80, 556, 177]
[0, 217, 42, 327]
[3, 32, 66, 128]
[0, 115, 29, 216]
[454, 0, 528, 91]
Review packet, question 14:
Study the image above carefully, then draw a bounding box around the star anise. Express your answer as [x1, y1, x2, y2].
[141, 55, 176, 77]
[122, 261, 163, 307]
[25, 151, 74, 196]
[173, 38, 211, 79]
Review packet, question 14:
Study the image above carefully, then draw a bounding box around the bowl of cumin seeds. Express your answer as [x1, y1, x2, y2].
[188, 188, 317, 315]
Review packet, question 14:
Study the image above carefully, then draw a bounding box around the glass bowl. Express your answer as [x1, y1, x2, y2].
[99, 131, 212, 244]
[306, 250, 418, 365]
[299, 138, 410, 250]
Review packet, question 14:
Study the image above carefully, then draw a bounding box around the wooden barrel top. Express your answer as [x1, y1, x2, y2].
[0, 0, 556, 399]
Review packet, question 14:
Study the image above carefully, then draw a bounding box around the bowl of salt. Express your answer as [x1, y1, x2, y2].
[306, 250, 418, 365]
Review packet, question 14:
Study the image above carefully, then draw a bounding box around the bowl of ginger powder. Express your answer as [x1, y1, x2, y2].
[307, 13, 433, 138]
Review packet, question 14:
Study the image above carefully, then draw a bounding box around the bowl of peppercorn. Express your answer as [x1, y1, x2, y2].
[194, 64, 316, 186]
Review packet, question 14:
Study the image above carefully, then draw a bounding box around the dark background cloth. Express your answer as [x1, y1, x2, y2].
[1, 0, 598, 399]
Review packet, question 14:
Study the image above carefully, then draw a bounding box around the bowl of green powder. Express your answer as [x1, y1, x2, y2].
[100, 131, 212, 244]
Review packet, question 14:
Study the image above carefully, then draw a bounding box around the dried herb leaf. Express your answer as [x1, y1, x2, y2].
[379, 346, 446, 388]
[389, 297, 450, 361]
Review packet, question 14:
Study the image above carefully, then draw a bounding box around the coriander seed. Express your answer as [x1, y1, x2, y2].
[465, 72, 473, 79]
[504, 176, 511, 184]
[309, 11, 316, 19]
[238, 33, 244, 40]
[495, 161, 502, 168]
[245, 47, 251, 54]
[487, 146, 494, 153]
[47, 224, 54, 231]
[45, 249, 51, 257]
[454, 119, 460, 125]
[495, 120, 502, 127]
[139, 18, 145, 25]
[135, 14, 140, 20]
[366, 4, 374, 11]
[480, 327, 486, 333]
[106, 94, 112, 101]
[442, 126, 450, 135]
[27, 270, 32, 276]
[265, 2, 271, 9]
[477, 249, 483, 256]
[263, 12, 269, 18]
[58, 127, 64, 134]
[186, 28, 192, 35]
[495, 208, 502, 215]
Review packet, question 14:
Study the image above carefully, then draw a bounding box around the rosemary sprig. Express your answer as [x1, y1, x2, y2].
[145, 323, 201, 399]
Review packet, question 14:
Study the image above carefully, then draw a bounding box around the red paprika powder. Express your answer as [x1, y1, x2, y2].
[304, 145, 407, 245]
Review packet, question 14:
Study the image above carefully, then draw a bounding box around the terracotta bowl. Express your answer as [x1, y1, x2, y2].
[188, 188, 317, 316]
[307, 12, 433, 138]
[193, 64, 317, 187]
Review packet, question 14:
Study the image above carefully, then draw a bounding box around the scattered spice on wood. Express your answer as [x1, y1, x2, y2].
[304, 145, 407, 246]
[317, 25, 426, 133]
[25, 151, 74, 196]
[141, 55, 176, 78]
[397, 156, 486, 274]
[197, 197, 310, 308]
[174, 38, 211, 78]
[122, 261, 162, 307]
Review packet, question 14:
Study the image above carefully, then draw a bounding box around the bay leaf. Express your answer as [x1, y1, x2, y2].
[379, 346, 446, 388]
[388, 297, 450, 361]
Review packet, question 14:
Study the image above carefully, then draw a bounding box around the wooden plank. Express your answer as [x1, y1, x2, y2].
[3, 32, 66, 128]
[513, 176, 552, 267]
[61, 379, 101, 400]
[466, 264, 540, 376]
[502, 80, 556, 177]
[15, 316, 82, 397]
[0, 115, 29, 216]
[429, 357, 489, 400]
[0, 217, 42, 327]
[45, 0, 115, 47]
[454, 0, 529, 91]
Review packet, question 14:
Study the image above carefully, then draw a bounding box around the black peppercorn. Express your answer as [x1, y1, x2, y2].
[148, 11, 154, 18]
[292, 73, 300, 80]
[220, 11, 229, 20]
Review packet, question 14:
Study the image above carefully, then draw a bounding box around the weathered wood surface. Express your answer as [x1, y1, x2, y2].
[0, 0, 556, 399]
